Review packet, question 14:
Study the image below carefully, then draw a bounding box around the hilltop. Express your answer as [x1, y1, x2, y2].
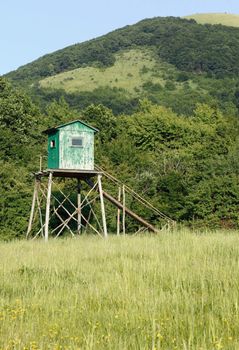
[184, 13, 239, 27]
[5, 16, 239, 115]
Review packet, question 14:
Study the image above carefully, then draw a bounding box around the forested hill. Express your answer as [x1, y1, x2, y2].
[2, 17, 239, 115]
[4, 16, 239, 116]
[6, 16, 239, 84]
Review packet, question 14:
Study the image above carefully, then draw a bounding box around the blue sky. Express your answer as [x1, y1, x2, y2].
[1, 0, 239, 75]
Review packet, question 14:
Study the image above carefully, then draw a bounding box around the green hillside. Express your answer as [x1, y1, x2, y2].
[39, 49, 183, 94]
[7, 16, 239, 85]
[5, 16, 239, 116]
[184, 13, 239, 27]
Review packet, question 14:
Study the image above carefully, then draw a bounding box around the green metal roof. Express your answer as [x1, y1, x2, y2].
[43, 119, 99, 134]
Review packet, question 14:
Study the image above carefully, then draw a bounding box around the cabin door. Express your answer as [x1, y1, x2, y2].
[48, 133, 59, 169]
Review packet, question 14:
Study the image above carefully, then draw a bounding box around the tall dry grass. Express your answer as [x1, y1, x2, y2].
[0, 230, 239, 349]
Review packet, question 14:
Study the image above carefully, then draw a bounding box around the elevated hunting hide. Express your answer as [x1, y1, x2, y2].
[43, 120, 98, 170]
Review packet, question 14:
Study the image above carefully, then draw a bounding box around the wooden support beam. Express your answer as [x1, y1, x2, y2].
[77, 179, 81, 234]
[44, 172, 53, 242]
[39, 155, 42, 172]
[53, 205, 75, 237]
[85, 197, 103, 234]
[102, 190, 159, 233]
[122, 184, 126, 235]
[117, 186, 121, 236]
[81, 210, 103, 238]
[36, 185, 44, 238]
[26, 179, 39, 238]
[85, 177, 158, 233]
[85, 206, 92, 234]
[98, 174, 108, 238]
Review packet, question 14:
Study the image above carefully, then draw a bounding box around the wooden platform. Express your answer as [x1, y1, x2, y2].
[35, 169, 101, 179]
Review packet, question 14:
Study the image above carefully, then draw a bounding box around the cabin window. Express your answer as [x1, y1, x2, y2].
[71, 137, 83, 147]
[50, 140, 56, 148]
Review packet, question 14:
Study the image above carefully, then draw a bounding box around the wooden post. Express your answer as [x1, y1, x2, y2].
[45, 172, 53, 242]
[98, 174, 108, 238]
[36, 182, 44, 237]
[117, 186, 121, 236]
[122, 184, 126, 235]
[26, 178, 38, 238]
[102, 190, 158, 233]
[77, 179, 81, 234]
[39, 155, 42, 172]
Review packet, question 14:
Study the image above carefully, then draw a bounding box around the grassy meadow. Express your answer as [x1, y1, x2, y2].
[39, 49, 182, 95]
[1, 230, 239, 349]
[184, 13, 239, 27]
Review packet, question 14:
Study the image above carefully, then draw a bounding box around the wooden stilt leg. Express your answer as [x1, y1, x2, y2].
[26, 178, 39, 238]
[122, 184, 126, 235]
[36, 182, 44, 238]
[117, 186, 121, 236]
[77, 179, 81, 234]
[45, 172, 53, 242]
[98, 174, 108, 238]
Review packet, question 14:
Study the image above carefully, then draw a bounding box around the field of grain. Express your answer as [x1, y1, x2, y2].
[1, 231, 239, 349]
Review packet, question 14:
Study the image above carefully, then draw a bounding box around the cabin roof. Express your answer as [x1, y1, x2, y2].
[43, 119, 99, 134]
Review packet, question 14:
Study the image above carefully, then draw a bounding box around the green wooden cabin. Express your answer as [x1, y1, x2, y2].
[43, 120, 98, 170]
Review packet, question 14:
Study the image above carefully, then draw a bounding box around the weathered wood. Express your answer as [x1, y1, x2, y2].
[80, 210, 103, 238]
[36, 187, 44, 237]
[32, 223, 46, 240]
[98, 174, 108, 238]
[117, 186, 121, 236]
[81, 195, 99, 210]
[80, 181, 98, 207]
[95, 164, 173, 222]
[35, 169, 101, 179]
[122, 184, 126, 235]
[77, 179, 81, 234]
[45, 184, 78, 224]
[53, 180, 77, 209]
[53, 205, 75, 237]
[85, 177, 158, 233]
[39, 155, 42, 172]
[54, 209, 77, 238]
[84, 206, 92, 234]
[44, 172, 53, 242]
[102, 190, 158, 233]
[85, 197, 103, 233]
[26, 179, 38, 238]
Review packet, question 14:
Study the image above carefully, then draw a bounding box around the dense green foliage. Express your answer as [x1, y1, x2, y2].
[1, 74, 239, 239]
[0, 79, 43, 238]
[30, 85, 139, 115]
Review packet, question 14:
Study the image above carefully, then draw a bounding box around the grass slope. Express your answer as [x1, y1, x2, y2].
[185, 13, 239, 27]
[1, 231, 239, 349]
[39, 49, 181, 95]
[7, 16, 239, 88]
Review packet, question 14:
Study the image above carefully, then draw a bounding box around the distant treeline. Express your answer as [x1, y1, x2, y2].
[1, 77, 239, 240]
